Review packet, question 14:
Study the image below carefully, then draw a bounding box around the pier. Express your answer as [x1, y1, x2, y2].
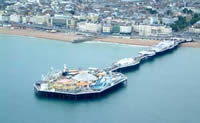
[34, 37, 193, 99]
[105, 38, 193, 73]
[72, 37, 94, 43]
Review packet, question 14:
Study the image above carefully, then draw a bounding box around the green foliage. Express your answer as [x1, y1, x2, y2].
[146, 8, 157, 14]
[170, 16, 188, 31]
[167, 10, 172, 16]
[182, 8, 193, 14]
[80, 19, 86, 22]
[170, 13, 200, 32]
[68, 10, 75, 15]
[190, 13, 200, 25]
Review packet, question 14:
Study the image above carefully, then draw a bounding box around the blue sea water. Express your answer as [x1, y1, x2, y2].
[0, 34, 200, 123]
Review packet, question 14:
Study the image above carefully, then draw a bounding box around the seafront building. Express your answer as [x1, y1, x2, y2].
[9, 14, 22, 23]
[102, 24, 112, 34]
[77, 22, 102, 33]
[188, 21, 200, 33]
[120, 25, 132, 34]
[0, 0, 199, 39]
[133, 24, 172, 37]
[30, 15, 50, 25]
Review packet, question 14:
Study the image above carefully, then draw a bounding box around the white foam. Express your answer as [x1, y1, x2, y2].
[84, 40, 149, 48]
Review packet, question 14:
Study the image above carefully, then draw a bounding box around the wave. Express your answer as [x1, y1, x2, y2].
[84, 40, 149, 48]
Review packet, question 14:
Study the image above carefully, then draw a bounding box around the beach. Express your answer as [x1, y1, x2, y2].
[0, 28, 84, 42]
[0, 28, 200, 47]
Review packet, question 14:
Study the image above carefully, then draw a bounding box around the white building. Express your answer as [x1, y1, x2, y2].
[120, 26, 132, 34]
[9, 14, 21, 23]
[27, 0, 37, 3]
[188, 27, 200, 33]
[133, 24, 172, 36]
[77, 22, 101, 33]
[87, 13, 99, 23]
[102, 25, 112, 33]
[149, 16, 159, 24]
[0, 14, 9, 22]
[30, 15, 50, 25]
[188, 22, 200, 33]
[36, 0, 50, 5]
[22, 16, 29, 24]
[162, 17, 176, 25]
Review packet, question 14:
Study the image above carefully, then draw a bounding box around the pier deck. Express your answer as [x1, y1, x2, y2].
[106, 38, 192, 72]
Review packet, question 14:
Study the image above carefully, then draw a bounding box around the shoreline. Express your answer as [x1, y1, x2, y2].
[0, 28, 84, 42]
[1, 28, 200, 48]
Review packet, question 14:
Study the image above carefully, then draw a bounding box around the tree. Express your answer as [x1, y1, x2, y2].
[183, 8, 193, 14]
[146, 8, 157, 14]
[170, 13, 200, 32]
[167, 10, 172, 16]
[170, 16, 188, 32]
[190, 13, 200, 25]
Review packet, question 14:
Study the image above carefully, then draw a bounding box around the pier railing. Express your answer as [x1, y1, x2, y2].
[105, 38, 193, 72]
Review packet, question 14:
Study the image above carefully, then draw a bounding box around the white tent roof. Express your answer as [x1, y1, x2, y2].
[72, 71, 97, 81]
[116, 58, 134, 65]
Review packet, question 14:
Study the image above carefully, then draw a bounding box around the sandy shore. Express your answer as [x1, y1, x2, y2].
[180, 42, 200, 48]
[0, 28, 84, 42]
[0, 28, 200, 47]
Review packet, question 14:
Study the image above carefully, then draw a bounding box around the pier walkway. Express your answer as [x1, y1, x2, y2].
[105, 38, 193, 72]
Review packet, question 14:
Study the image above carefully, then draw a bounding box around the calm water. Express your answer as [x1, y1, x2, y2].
[1, 35, 200, 123]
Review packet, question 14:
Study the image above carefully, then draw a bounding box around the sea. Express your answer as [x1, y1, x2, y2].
[0, 34, 200, 123]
